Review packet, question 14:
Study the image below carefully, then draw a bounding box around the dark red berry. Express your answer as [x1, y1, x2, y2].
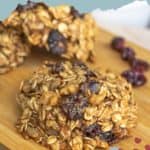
[80, 81, 100, 94]
[88, 81, 100, 94]
[16, 1, 47, 11]
[111, 37, 125, 51]
[122, 70, 147, 87]
[61, 94, 88, 120]
[84, 124, 116, 143]
[121, 47, 135, 62]
[48, 29, 67, 56]
[52, 62, 64, 73]
[134, 137, 142, 144]
[85, 70, 97, 78]
[99, 131, 116, 143]
[70, 6, 84, 19]
[145, 145, 150, 150]
[84, 123, 100, 138]
[131, 58, 149, 72]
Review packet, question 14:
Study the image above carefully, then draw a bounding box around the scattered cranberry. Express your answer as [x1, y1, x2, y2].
[61, 94, 88, 120]
[145, 145, 150, 150]
[121, 47, 135, 62]
[111, 37, 125, 51]
[122, 70, 147, 87]
[131, 58, 149, 72]
[134, 137, 142, 144]
[111, 36, 149, 87]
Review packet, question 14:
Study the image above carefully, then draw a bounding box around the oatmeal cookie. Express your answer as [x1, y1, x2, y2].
[16, 61, 137, 150]
[5, 1, 96, 62]
[0, 22, 30, 74]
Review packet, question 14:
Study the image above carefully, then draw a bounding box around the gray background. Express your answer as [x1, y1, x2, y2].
[0, 0, 150, 20]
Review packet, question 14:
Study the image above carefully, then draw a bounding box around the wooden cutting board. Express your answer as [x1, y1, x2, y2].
[0, 28, 150, 150]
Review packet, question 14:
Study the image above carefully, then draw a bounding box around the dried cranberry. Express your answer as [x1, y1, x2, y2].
[16, 1, 35, 11]
[134, 137, 142, 144]
[84, 123, 100, 138]
[99, 131, 116, 143]
[84, 124, 116, 143]
[70, 6, 84, 19]
[122, 70, 147, 87]
[131, 58, 149, 72]
[111, 37, 125, 51]
[48, 29, 67, 56]
[16, 1, 47, 11]
[121, 47, 135, 62]
[52, 62, 64, 73]
[85, 70, 97, 78]
[88, 81, 100, 94]
[73, 60, 88, 70]
[61, 94, 88, 120]
[80, 81, 100, 94]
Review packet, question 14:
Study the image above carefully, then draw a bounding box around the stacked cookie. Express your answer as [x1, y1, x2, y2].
[1, 1, 96, 74]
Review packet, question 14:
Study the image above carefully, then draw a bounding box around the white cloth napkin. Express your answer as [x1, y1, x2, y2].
[91, 1, 150, 50]
[91, 0, 150, 28]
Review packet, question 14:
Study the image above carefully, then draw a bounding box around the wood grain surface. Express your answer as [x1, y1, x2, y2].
[0, 28, 150, 150]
